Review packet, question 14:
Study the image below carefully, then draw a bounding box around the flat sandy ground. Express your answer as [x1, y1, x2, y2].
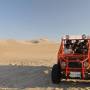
[0, 39, 90, 90]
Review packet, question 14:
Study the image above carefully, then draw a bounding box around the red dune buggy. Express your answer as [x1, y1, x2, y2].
[51, 34, 90, 84]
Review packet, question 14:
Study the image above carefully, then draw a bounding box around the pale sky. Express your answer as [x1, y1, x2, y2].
[0, 0, 90, 40]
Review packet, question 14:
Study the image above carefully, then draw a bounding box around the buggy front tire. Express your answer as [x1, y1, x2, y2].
[51, 64, 61, 84]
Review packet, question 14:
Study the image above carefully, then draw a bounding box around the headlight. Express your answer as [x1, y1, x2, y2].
[61, 61, 66, 69]
[84, 61, 89, 68]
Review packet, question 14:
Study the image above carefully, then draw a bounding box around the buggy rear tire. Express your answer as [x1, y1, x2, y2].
[51, 64, 61, 84]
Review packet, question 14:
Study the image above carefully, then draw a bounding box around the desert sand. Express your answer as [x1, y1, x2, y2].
[0, 39, 90, 90]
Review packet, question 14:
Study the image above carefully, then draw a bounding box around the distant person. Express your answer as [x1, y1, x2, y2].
[81, 40, 88, 54]
[75, 40, 88, 54]
[72, 40, 79, 52]
[65, 40, 72, 49]
[64, 40, 73, 54]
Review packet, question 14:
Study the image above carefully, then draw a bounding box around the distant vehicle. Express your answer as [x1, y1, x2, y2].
[51, 34, 90, 84]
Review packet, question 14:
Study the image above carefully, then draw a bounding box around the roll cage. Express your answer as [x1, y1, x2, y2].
[58, 38, 90, 79]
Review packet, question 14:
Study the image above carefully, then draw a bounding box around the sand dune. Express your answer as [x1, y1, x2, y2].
[0, 40, 89, 90]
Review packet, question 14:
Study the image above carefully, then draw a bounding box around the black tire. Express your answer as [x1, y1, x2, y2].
[85, 73, 90, 80]
[51, 64, 62, 84]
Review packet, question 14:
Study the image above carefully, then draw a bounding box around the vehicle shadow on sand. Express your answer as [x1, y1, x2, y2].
[0, 65, 89, 89]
